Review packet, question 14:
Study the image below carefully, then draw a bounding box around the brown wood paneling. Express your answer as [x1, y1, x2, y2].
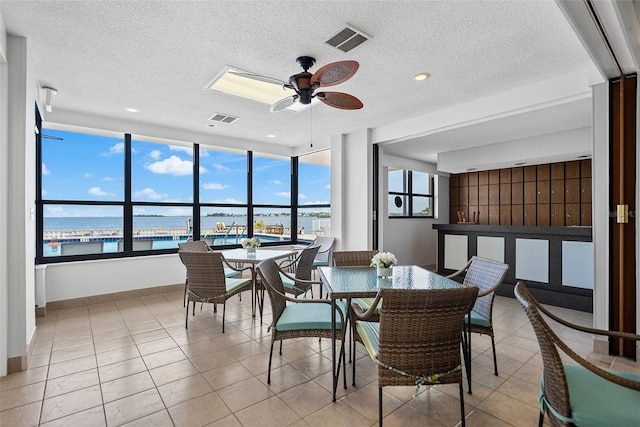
[489, 206, 499, 225]
[565, 203, 580, 226]
[581, 203, 592, 226]
[459, 186, 469, 207]
[524, 205, 537, 226]
[468, 171, 478, 186]
[537, 204, 550, 226]
[537, 180, 550, 204]
[500, 169, 511, 183]
[524, 166, 537, 182]
[511, 182, 523, 204]
[450, 175, 459, 187]
[478, 185, 489, 205]
[459, 173, 468, 187]
[468, 206, 478, 222]
[468, 186, 479, 206]
[511, 205, 524, 225]
[450, 210, 459, 224]
[537, 164, 550, 181]
[565, 178, 580, 203]
[551, 204, 565, 226]
[489, 184, 500, 205]
[551, 180, 564, 204]
[499, 206, 511, 225]
[478, 170, 488, 186]
[551, 163, 564, 180]
[566, 160, 580, 179]
[478, 205, 489, 225]
[524, 182, 537, 204]
[580, 159, 592, 178]
[450, 187, 459, 206]
[511, 167, 523, 182]
[500, 183, 511, 205]
[489, 170, 500, 185]
[581, 177, 592, 204]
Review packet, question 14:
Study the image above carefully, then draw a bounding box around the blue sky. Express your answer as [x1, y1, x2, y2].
[42, 128, 330, 216]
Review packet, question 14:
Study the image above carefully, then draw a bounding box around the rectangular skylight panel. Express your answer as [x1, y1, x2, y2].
[206, 66, 289, 105]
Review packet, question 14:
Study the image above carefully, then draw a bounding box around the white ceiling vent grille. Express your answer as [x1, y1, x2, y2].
[325, 25, 370, 52]
[209, 113, 239, 124]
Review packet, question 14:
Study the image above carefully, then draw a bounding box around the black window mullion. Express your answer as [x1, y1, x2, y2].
[123, 134, 132, 252]
[35, 105, 44, 261]
[192, 143, 200, 240]
[291, 157, 298, 242]
[247, 151, 253, 236]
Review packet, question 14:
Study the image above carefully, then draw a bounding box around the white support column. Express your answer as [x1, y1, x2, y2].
[0, 13, 9, 377]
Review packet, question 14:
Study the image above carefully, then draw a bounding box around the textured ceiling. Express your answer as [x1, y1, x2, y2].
[1, 0, 593, 162]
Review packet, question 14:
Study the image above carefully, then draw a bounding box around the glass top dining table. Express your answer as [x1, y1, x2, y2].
[317, 265, 463, 401]
[220, 248, 297, 318]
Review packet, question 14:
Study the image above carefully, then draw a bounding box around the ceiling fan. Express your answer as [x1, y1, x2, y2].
[270, 56, 363, 112]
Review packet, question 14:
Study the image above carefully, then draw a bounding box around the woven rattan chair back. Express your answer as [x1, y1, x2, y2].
[377, 287, 478, 387]
[332, 250, 379, 267]
[514, 283, 572, 425]
[257, 258, 289, 324]
[313, 236, 336, 265]
[178, 251, 229, 302]
[293, 245, 320, 280]
[462, 256, 509, 320]
[178, 240, 211, 252]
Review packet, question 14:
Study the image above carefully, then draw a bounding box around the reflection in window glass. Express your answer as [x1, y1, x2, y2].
[412, 171, 431, 195]
[200, 206, 248, 247]
[42, 204, 123, 256]
[388, 168, 405, 193]
[252, 153, 291, 205]
[132, 205, 192, 250]
[41, 128, 124, 201]
[297, 207, 331, 238]
[388, 195, 408, 217]
[412, 196, 432, 216]
[298, 150, 331, 238]
[387, 169, 435, 218]
[200, 147, 247, 204]
[131, 138, 193, 203]
[253, 207, 292, 242]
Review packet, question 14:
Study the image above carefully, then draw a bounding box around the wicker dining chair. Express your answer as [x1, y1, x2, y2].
[353, 286, 478, 427]
[312, 236, 336, 269]
[277, 245, 321, 297]
[256, 258, 348, 388]
[447, 256, 509, 393]
[178, 251, 252, 333]
[514, 282, 640, 427]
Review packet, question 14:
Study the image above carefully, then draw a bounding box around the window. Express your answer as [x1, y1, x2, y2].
[387, 168, 434, 218]
[37, 125, 329, 262]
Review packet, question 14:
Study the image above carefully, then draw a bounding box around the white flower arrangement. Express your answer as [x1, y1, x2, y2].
[370, 251, 398, 268]
[241, 237, 261, 249]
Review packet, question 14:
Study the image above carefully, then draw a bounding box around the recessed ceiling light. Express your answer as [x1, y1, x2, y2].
[414, 72, 431, 81]
[576, 154, 591, 158]
[207, 124, 217, 128]
[514, 162, 527, 166]
[465, 168, 476, 171]
[266, 134, 276, 138]
[124, 107, 139, 113]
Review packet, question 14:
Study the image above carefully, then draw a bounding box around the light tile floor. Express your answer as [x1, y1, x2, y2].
[1, 287, 638, 426]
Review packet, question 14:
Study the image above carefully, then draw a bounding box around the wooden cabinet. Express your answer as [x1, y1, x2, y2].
[551, 204, 565, 226]
[537, 180, 550, 204]
[489, 184, 500, 205]
[565, 179, 580, 204]
[551, 180, 564, 204]
[524, 182, 537, 204]
[500, 183, 511, 205]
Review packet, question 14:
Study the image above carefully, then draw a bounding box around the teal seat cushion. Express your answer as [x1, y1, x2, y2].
[313, 259, 329, 267]
[276, 301, 347, 331]
[224, 268, 241, 278]
[279, 272, 311, 293]
[352, 297, 381, 314]
[546, 364, 640, 427]
[466, 309, 491, 328]
[355, 321, 380, 361]
[225, 277, 252, 294]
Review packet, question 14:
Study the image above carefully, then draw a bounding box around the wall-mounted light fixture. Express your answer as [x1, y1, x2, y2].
[42, 86, 57, 112]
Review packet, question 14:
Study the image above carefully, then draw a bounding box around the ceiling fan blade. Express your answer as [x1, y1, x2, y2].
[310, 60, 359, 87]
[269, 96, 296, 113]
[317, 92, 363, 110]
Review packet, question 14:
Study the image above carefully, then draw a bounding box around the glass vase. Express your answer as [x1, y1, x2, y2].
[377, 265, 392, 278]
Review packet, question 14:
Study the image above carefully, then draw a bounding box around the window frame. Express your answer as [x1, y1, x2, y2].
[387, 169, 435, 219]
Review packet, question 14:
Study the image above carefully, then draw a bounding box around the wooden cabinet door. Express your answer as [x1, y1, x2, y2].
[565, 203, 580, 226]
[524, 205, 537, 226]
[565, 178, 580, 203]
[551, 180, 564, 204]
[524, 182, 537, 204]
[537, 204, 550, 226]
[489, 184, 500, 205]
[551, 204, 565, 226]
[537, 180, 550, 204]
[500, 183, 511, 205]
[581, 177, 592, 203]
[512, 182, 523, 204]
[512, 205, 524, 225]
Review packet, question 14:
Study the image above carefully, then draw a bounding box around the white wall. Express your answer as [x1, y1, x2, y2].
[0, 10, 9, 376]
[380, 154, 449, 267]
[44, 254, 185, 302]
[6, 35, 36, 360]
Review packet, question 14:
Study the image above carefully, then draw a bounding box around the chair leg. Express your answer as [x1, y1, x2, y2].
[222, 303, 226, 333]
[213, 303, 217, 313]
[538, 410, 544, 427]
[459, 382, 466, 427]
[268, 340, 275, 384]
[183, 283, 187, 307]
[465, 322, 472, 394]
[279, 340, 283, 355]
[185, 302, 189, 329]
[378, 386, 383, 427]
[192, 300, 196, 316]
[490, 334, 498, 376]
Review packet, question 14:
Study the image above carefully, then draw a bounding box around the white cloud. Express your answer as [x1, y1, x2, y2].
[324, 184, 331, 189]
[101, 142, 125, 156]
[213, 163, 231, 172]
[271, 180, 283, 185]
[145, 155, 194, 176]
[88, 187, 114, 196]
[299, 193, 307, 199]
[169, 145, 193, 156]
[45, 206, 65, 215]
[302, 200, 330, 205]
[210, 197, 244, 204]
[84, 173, 92, 178]
[42, 163, 51, 176]
[149, 150, 161, 160]
[42, 189, 48, 197]
[103, 177, 115, 182]
[275, 191, 291, 198]
[134, 188, 166, 200]
[203, 182, 227, 190]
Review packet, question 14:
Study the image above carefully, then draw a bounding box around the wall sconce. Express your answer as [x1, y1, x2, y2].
[42, 86, 57, 112]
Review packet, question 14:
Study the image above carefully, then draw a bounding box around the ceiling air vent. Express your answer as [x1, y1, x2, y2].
[209, 113, 239, 124]
[325, 25, 370, 53]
